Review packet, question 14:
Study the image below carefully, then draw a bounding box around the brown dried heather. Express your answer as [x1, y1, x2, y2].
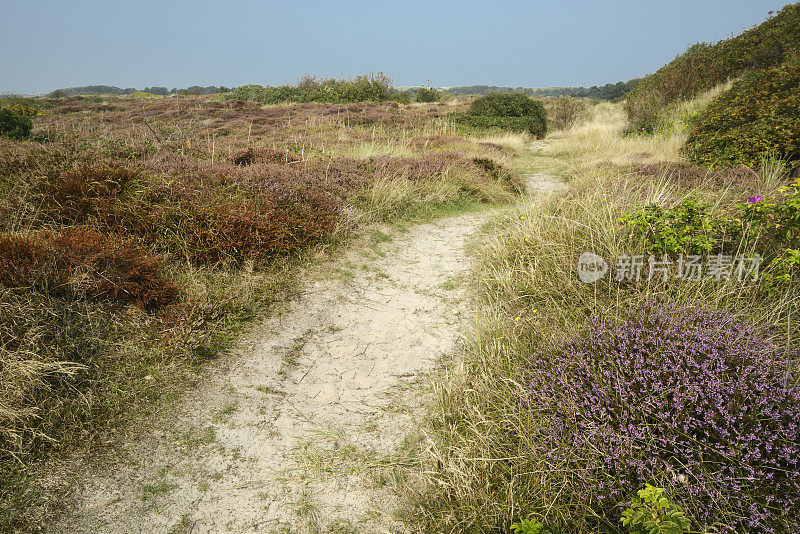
[183, 176, 342, 263]
[0, 233, 67, 290]
[0, 228, 176, 309]
[37, 163, 140, 224]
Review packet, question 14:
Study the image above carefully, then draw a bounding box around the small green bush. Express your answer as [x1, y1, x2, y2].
[546, 97, 587, 131]
[510, 518, 552, 534]
[684, 60, 800, 168]
[453, 92, 547, 138]
[415, 86, 441, 102]
[623, 89, 666, 134]
[621, 485, 691, 534]
[0, 109, 32, 140]
[468, 92, 540, 118]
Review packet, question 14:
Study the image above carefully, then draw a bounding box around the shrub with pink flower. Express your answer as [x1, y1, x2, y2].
[522, 300, 800, 532]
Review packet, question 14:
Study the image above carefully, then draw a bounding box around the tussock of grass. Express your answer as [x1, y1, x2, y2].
[473, 132, 529, 153]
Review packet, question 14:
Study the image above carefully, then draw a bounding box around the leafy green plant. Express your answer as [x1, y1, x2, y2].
[621, 485, 691, 534]
[510, 518, 552, 534]
[761, 247, 800, 293]
[742, 178, 800, 249]
[620, 198, 741, 254]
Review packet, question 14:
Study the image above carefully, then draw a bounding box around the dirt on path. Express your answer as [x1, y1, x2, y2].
[53, 149, 561, 534]
[53, 210, 490, 534]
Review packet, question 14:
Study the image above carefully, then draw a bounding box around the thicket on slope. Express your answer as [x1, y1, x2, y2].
[684, 60, 800, 167]
[453, 92, 547, 138]
[625, 2, 800, 131]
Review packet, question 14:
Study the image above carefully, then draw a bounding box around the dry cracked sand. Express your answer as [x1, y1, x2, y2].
[52, 163, 561, 534]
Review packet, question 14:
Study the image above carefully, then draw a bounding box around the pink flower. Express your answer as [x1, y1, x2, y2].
[748, 195, 763, 204]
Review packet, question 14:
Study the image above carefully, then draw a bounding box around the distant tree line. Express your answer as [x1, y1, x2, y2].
[443, 79, 641, 101]
[47, 79, 641, 103]
[48, 85, 230, 97]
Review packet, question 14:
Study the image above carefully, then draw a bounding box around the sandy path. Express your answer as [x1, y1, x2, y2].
[54, 210, 490, 534]
[53, 140, 562, 533]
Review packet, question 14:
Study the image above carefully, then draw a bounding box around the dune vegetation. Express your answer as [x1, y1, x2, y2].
[1, 3, 799, 533]
[0, 89, 528, 530]
[403, 6, 800, 527]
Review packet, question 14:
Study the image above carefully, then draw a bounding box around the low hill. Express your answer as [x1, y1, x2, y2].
[626, 2, 800, 128]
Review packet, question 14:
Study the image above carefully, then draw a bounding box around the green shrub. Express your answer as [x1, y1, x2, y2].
[619, 198, 741, 254]
[453, 92, 547, 137]
[684, 60, 800, 167]
[468, 92, 540, 118]
[415, 86, 441, 103]
[744, 180, 800, 247]
[546, 97, 587, 131]
[0, 110, 32, 140]
[0, 95, 47, 118]
[510, 518, 552, 534]
[621, 485, 691, 534]
[623, 89, 666, 134]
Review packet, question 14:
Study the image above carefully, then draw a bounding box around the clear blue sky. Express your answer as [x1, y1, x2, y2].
[0, 0, 791, 94]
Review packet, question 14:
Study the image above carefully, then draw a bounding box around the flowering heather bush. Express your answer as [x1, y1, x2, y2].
[522, 300, 800, 532]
